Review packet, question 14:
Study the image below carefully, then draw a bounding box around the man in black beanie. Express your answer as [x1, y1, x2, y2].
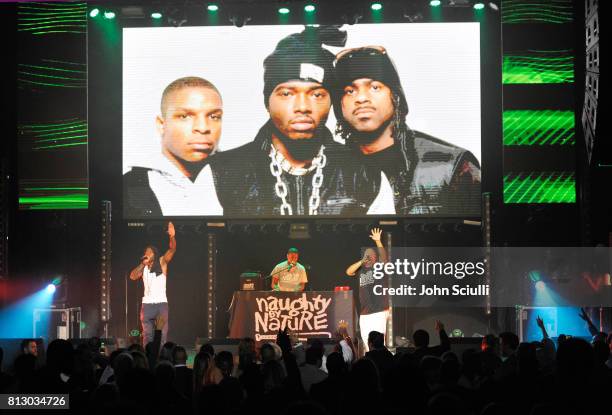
[333, 46, 481, 215]
[212, 27, 371, 216]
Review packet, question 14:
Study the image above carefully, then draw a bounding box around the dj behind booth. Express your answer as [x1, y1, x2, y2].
[228, 248, 357, 345]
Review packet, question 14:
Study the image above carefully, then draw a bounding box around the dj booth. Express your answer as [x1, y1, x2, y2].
[228, 290, 357, 344]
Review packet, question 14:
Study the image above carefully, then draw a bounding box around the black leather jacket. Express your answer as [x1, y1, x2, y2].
[354, 128, 481, 216]
[211, 122, 480, 217]
[211, 121, 371, 217]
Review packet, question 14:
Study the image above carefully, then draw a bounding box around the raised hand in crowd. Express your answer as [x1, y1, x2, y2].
[536, 315, 549, 339]
[579, 307, 599, 336]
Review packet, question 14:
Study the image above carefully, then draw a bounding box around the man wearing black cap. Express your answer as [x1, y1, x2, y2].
[212, 27, 369, 217]
[270, 247, 307, 292]
[333, 46, 481, 215]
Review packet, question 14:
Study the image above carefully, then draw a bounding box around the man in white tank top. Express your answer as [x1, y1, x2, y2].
[130, 222, 176, 346]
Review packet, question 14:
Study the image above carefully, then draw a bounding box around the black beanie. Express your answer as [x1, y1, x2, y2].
[333, 48, 409, 121]
[263, 26, 347, 107]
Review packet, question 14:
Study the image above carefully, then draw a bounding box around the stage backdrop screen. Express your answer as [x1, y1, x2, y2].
[123, 23, 481, 219]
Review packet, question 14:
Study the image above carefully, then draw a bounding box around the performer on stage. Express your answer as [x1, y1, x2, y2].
[129, 221, 176, 346]
[270, 247, 308, 292]
[345, 228, 389, 351]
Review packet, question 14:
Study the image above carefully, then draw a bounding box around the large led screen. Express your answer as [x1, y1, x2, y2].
[123, 23, 481, 218]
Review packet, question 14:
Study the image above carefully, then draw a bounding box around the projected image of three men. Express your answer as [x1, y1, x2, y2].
[123, 23, 481, 218]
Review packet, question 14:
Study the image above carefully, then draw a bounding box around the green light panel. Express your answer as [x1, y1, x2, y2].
[19, 181, 88, 210]
[18, 59, 86, 89]
[503, 50, 573, 84]
[504, 172, 575, 203]
[503, 110, 575, 146]
[19, 118, 87, 150]
[501, 0, 573, 24]
[18, 2, 87, 35]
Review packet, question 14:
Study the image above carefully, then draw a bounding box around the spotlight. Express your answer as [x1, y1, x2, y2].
[473, 2, 485, 10]
[103, 11, 116, 19]
[304, 4, 316, 12]
[535, 281, 546, 291]
[151, 12, 162, 19]
[89, 8, 100, 18]
[207, 4, 219, 12]
[528, 270, 542, 283]
[278, 7, 290, 14]
[46, 284, 56, 294]
[488, 2, 499, 11]
[451, 328, 464, 337]
[371, 3, 383, 11]
[430, 0, 441, 6]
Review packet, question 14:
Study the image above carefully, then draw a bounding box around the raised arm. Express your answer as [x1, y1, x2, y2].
[536, 315, 549, 340]
[578, 307, 599, 336]
[161, 222, 176, 266]
[436, 320, 450, 353]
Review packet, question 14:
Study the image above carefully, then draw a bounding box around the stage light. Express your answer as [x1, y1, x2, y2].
[535, 281, 546, 291]
[103, 11, 116, 19]
[89, 8, 100, 18]
[528, 270, 541, 283]
[430, 0, 441, 6]
[46, 284, 56, 294]
[371, 3, 383, 11]
[473, 2, 485, 10]
[207, 4, 219, 12]
[151, 12, 162, 19]
[305, 4, 316, 12]
[451, 328, 464, 337]
[278, 7, 290, 15]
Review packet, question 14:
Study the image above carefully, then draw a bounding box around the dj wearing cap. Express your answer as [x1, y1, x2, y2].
[333, 46, 481, 215]
[270, 247, 308, 292]
[212, 26, 369, 217]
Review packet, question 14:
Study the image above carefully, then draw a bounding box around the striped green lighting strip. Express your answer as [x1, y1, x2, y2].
[19, 180, 88, 210]
[503, 110, 575, 146]
[504, 172, 575, 203]
[503, 50, 574, 84]
[18, 2, 87, 35]
[19, 118, 87, 150]
[18, 59, 86, 89]
[19, 194, 89, 210]
[501, 0, 573, 24]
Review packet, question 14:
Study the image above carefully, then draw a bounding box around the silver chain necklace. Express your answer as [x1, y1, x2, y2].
[269, 144, 326, 215]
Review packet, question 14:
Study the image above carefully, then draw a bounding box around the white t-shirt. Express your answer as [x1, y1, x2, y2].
[129, 153, 223, 216]
[142, 265, 167, 304]
[271, 261, 308, 292]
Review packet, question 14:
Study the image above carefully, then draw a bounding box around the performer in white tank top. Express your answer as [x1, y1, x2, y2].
[130, 222, 176, 346]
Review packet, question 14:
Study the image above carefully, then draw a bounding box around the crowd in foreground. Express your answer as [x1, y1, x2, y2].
[1, 312, 611, 415]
